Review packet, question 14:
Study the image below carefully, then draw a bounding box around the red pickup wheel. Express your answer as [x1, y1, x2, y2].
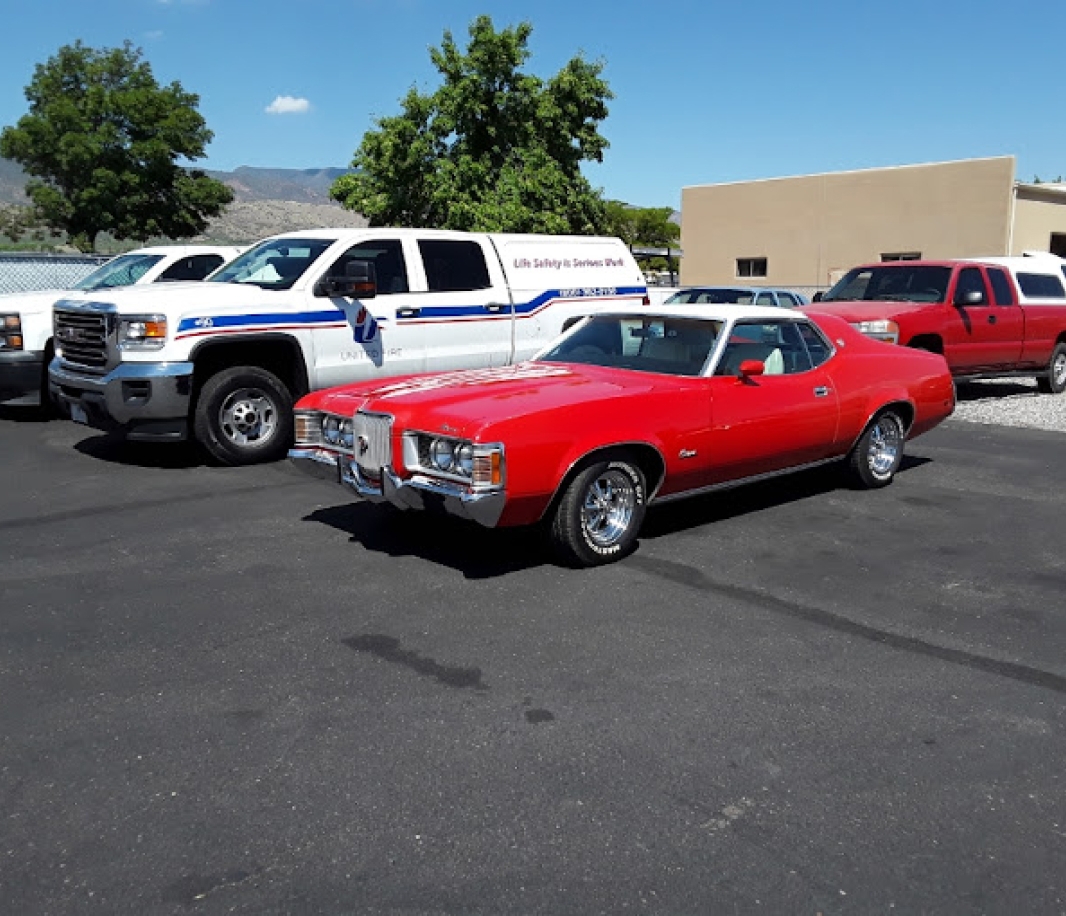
[848, 411, 905, 489]
[550, 458, 647, 566]
[1037, 343, 1066, 394]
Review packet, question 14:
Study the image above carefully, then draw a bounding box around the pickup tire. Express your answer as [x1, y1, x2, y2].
[549, 458, 646, 566]
[1036, 342, 1066, 394]
[193, 366, 294, 465]
[847, 410, 904, 489]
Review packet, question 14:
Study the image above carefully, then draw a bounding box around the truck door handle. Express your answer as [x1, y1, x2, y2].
[988, 314, 997, 324]
[814, 386, 831, 397]
[485, 302, 508, 313]
[397, 307, 421, 318]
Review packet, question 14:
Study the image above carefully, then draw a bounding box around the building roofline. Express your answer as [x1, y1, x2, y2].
[682, 155, 1016, 192]
[1014, 181, 1066, 198]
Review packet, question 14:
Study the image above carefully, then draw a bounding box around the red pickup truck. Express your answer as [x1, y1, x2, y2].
[809, 257, 1066, 393]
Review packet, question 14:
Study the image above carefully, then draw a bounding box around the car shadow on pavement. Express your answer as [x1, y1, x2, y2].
[73, 431, 208, 469]
[0, 405, 53, 424]
[304, 502, 550, 578]
[640, 456, 931, 540]
[954, 380, 1037, 402]
[305, 456, 931, 575]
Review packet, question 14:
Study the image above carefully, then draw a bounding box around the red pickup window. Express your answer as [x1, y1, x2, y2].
[986, 267, 1014, 306]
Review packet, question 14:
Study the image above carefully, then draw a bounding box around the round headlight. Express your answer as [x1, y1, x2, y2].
[339, 418, 354, 449]
[456, 444, 474, 476]
[322, 415, 340, 444]
[430, 438, 455, 471]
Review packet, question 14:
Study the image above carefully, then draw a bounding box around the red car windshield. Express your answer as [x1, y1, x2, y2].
[539, 314, 724, 377]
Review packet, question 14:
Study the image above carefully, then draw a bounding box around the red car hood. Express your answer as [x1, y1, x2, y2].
[807, 300, 937, 322]
[303, 362, 673, 438]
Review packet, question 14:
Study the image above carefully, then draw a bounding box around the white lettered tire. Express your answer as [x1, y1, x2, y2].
[549, 458, 647, 566]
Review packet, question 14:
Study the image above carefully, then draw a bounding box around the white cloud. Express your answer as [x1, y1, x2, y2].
[144, 29, 164, 39]
[265, 95, 311, 115]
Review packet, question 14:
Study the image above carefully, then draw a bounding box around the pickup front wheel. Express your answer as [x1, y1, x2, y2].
[1036, 343, 1066, 394]
[193, 366, 294, 465]
[549, 458, 647, 566]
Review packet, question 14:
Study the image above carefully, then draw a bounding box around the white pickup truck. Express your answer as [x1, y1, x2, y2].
[48, 228, 647, 464]
[0, 245, 241, 407]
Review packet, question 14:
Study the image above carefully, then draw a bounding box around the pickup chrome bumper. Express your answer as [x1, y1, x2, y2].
[48, 358, 194, 440]
[289, 447, 506, 528]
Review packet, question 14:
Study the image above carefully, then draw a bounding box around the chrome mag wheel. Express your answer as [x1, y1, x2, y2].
[581, 467, 638, 548]
[868, 414, 903, 478]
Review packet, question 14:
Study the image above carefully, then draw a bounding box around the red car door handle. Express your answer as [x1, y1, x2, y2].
[988, 314, 997, 324]
[814, 386, 831, 397]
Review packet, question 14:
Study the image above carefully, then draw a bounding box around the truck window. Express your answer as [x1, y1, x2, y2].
[328, 240, 408, 294]
[986, 268, 1014, 306]
[1016, 272, 1066, 299]
[158, 254, 224, 282]
[953, 267, 987, 305]
[419, 240, 491, 292]
[822, 265, 951, 303]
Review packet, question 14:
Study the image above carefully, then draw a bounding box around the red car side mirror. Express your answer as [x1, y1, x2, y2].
[738, 359, 765, 379]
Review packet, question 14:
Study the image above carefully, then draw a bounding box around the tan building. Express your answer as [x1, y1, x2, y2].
[680, 156, 1066, 292]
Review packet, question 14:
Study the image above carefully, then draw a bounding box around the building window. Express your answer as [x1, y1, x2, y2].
[736, 257, 767, 278]
[881, 252, 921, 261]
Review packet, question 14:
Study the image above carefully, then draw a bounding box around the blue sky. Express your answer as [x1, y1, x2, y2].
[2, 0, 1064, 209]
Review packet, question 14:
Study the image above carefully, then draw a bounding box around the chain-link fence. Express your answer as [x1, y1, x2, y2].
[0, 253, 110, 295]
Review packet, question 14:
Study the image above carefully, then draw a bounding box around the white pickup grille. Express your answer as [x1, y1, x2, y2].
[353, 411, 392, 471]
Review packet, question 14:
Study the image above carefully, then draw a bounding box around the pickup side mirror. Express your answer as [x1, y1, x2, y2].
[738, 359, 765, 379]
[955, 289, 985, 306]
[317, 259, 377, 298]
[812, 290, 824, 302]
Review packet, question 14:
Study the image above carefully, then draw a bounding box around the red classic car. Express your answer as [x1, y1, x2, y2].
[290, 305, 955, 566]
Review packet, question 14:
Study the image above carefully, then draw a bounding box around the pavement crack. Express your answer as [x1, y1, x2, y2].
[627, 555, 1066, 696]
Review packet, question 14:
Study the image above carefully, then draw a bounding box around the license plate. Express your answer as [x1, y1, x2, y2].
[69, 403, 88, 425]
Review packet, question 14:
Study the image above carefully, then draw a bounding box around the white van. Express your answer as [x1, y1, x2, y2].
[48, 228, 647, 464]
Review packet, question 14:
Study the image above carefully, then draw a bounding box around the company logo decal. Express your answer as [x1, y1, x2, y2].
[352, 307, 378, 343]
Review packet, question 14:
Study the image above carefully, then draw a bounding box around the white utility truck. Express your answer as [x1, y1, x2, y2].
[48, 228, 647, 464]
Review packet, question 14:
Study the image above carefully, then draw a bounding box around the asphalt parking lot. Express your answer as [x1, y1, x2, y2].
[1, 408, 1065, 914]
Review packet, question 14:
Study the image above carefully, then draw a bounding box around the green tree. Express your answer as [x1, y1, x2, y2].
[331, 16, 612, 234]
[0, 41, 232, 252]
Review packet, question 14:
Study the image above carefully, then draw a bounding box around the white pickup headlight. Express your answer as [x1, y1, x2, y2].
[118, 314, 168, 350]
[1, 314, 23, 351]
[851, 319, 900, 344]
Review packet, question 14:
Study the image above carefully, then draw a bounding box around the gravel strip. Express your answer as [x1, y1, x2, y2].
[951, 379, 1066, 433]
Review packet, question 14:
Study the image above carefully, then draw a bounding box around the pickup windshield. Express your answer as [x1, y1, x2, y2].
[209, 237, 335, 290]
[822, 265, 952, 304]
[73, 253, 164, 290]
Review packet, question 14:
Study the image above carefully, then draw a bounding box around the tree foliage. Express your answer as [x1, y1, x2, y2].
[331, 16, 613, 234]
[604, 202, 679, 273]
[0, 41, 232, 252]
